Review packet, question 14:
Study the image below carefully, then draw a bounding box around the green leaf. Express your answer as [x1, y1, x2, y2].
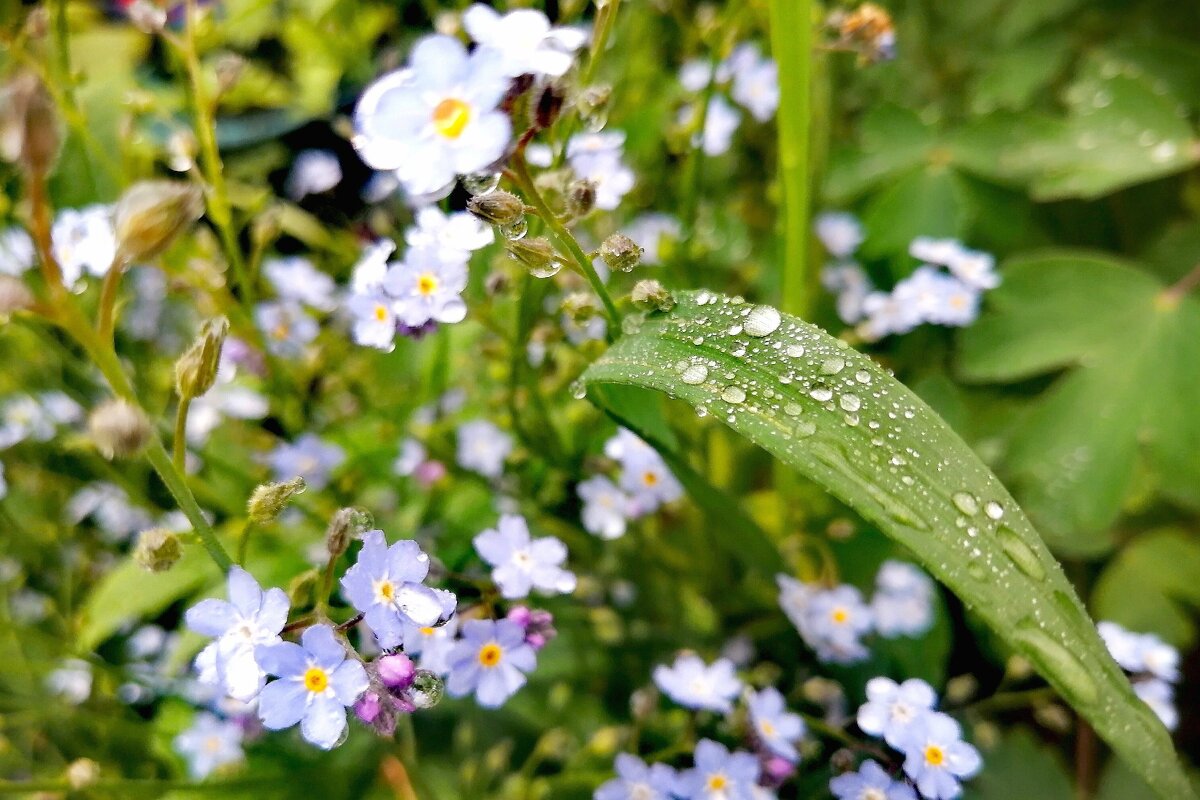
[972, 727, 1073, 800]
[859, 167, 972, 260]
[823, 105, 936, 203]
[1093, 529, 1200, 648]
[77, 546, 215, 652]
[957, 252, 1200, 552]
[581, 291, 1193, 800]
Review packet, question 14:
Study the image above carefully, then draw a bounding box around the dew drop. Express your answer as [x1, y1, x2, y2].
[695, 404, 708, 418]
[840, 393, 861, 412]
[984, 501, 1004, 520]
[794, 419, 817, 437]
[952, 491, 980, 516]
[728, 324, 743, 336]
[743, 305, 782, 337]
[783, 402, 803, 416]
[721, 385, 746, 404]
[809, 385, 833, 402]
[499, 218, 528, 240]
[966, 558, 989, 581]
[462, 171, 501, 195]
[785, 344, 805, 358]
[820, 356, 846, 375]
[854, 370, 871, 384]
[569, 379, 586, 399]
[997, 526, 1046, 580]
[680, 363, 709, 385]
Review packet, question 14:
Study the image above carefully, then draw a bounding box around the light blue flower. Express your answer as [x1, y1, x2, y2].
[473, 514, 576, 599]
[339, 530, 450, 649]
[815, 211, 864, 260]
[829, 759, 916, 800]
[653, 653, 742, 713]
[446, 618, 536, 708]
[805, 584, 873, 665]
[174, 711, 244, 778]
[871, 561, 935, 639]
[856, 677, 937, 749]
[577, 474, 632, 540]
[595, 753, 680, 800]
[266, 433, 345, 491]
[382, 242, 469, 327]
[1134, 678, 1178, 731]
[346, 290, 399, 352]
[456, 419, 513, 478]
[605, 428, 683, 515]
[263, 256, 338, 312]
[728, 43, 779, 122]
[401, 612, 460, 676]
[255, 300, 319, 357]
[0, 226, 34, 275]
[285, 150, 342, 200]
[185, 567, 289, 702]
[255, 624, 369, 749]
[677, 738, 760, 800]
[747, 687, 805, 763]
[896, 711, 981, 800]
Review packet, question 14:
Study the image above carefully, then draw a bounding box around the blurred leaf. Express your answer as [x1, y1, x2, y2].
[77, 546, 214, 652]
[859, 167, 971, 260]
[958, 252, 1200, 553]
[969, 32, 1072, 115]
[972, 727, 1073, 800]
[582, 291, 1194, 800]
[993, 0, 1085, 45]
[1092, 529, 1200, 648]
[824, 105, 936, 203]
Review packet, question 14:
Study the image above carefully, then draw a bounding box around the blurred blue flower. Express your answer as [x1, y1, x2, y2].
[896, 711, 981, 800]
[653, 653, 742, 713]
[266, 433, 344, 491]
[805, 584, 873, 665]
[174, 711, 244, 778]
[577, 474, 632, 540]
[456, 419, 513, 478]
[677, 738, 760, 800]
[595, 753, 680, 800]
[446, 618, 536, 708]
[340, 530, 450, 649]
[473, 514, 576, 599]
[870, 561, 935, 639]
[255, 300, 319, 357]
[748, 687, 805, 762]
[857, 677, 937, 748]
[255, 624, 369, 750]
[829, 759, 916, 800]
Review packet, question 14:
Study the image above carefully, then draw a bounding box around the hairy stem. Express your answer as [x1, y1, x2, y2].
[768, 0, 813, 316]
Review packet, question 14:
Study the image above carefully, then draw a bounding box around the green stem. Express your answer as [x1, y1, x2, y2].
[507, 156, 622, 334]
[173, 395, 192, 473]
[96, 255, 127, 345]
[768, 0, 813, 316]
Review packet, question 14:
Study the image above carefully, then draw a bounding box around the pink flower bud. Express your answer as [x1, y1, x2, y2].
[377, 654, 416, 689]
[354, 692, 382, 724]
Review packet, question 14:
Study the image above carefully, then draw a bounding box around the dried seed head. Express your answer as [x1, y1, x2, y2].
[505, 236, 560, 278]
[326, 507, 372, 558]
[88, 399, 152, 459]
[175, 316, 229, 400]
[0, 72, 61, 178]
[247, 477, 307, 524]
[134, 528, 183, 572]
[630, 279, 676, 312]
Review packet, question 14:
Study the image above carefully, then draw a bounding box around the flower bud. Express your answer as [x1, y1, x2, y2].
[134, 528, 183, 572]
[532, 83, 565, 129]
[326, 507, 372, 558]
[506, 236, 561, 279]
[0, 276, 35, 316]
[65, 758, 101, 790]
[175, 316, 229, 400]
[88, 399, 152, 459]
[467, 189, 525, 227]
[830, 747, 857, 774]
[114, 180, 205, 263]
[630, 279, 675, 312]
[354, 691, 383, 724]
[599, 233, 642, 273]
[247, 477, 306, 523]
[0, 72, 61, 178]
[377, 653, 416, 690]
[565, 179, 596, 218]
[407, 670, 444, 709]
[762, 756, 796, 786]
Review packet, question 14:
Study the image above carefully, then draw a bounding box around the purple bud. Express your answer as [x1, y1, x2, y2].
[354, 692, 382, 724]
[526, 632, 547, 650]
[761, 756, 795, 786]
[506, 605, 533, 627]
[414, 460, 447, 488]
[377, 654, 416, 689]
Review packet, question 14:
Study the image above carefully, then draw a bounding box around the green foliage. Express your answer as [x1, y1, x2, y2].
[582, 291, 1194, 800]
[1093, 529, 1200, 649]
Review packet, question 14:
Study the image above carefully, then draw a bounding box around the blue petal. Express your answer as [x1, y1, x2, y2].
[257, 679, 307, 729]
[255, 641, 307, 678]
[227, 567, 263, 617]
[185, 599, 235, 637]
[301, 624, 346, 669]
[331, 660, 369, 705]
[301, 694, 347, 750]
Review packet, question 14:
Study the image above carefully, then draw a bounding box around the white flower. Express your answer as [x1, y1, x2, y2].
[350, 238, 397, 294]
[0, 227, 34, 275]
[474, 513, 576, 599]
[462, 3, 588, 78]
[679, 59, 728, 92]
[910, 237, 1000, 291]
[624, 214, 681, 266]
[859, 289, 922, 341]
[577, 474, 631, 539]
[857, 677, 938, 748]
[457, 419, 513, 478]
[52, 205, 117, 289]
[653, 653, 742, 713]
[0, 394, 56, 448]
[67, 482, 154, 541]
[174, 712, 244, 778]
[871, 560, 936, 638]
[383, 243, 469, 327]
[605, 428, 683, 515]
[815, 212, 864, 259]
[821, 262, 874, 324]
[255, 300, 319, 357]
[685, 95, 741, 156]
[346, 291, 398, 351]
[405, 205, 494, 255]
[729, 44, 779, 122]
[47, 659, 93, 704]
[186, 356, 269, 445]
[353, 35, 513, 197]
[286, 149, 342, 200]
[394, 437, 427, 476]
[1134, 679, 1178, 730]
[263, 256, 338, 312]
[567, 132, 635, 211]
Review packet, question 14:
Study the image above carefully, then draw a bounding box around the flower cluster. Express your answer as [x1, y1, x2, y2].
[1099, 621, 1180, 730]
[678, 42, 780, 157]
[817, 213, 1000, 341]
[577, 428, 685, 540]
[777, 560, 936, 664]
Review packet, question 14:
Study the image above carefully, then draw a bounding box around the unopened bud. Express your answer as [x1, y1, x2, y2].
[287, 568, 320, 607]
[126, 0, 167, 33]
[377, 653, 416, 689]
[0, 276, 35, 316]
[630, 279, 675, 312]
[326, 507, 372, 558]
[560, 291, 600, 322]
[533, 83, 566, 130]
[565, 179, 596, 218]
[467, 190, 525, 227]
[215, 54, 246, 95]
[114, 180, 205, 263]
[944, 674, 978, 705]
[506, 236, 561, 279]
[134, 528, 183, 572]
[0, 72, 61, 177]
[247, 476, 306, 523]
[407, 670, 444, 709]
[175, 316, 229, 399]
[65, 758, 101, 790]
[599, 233, 642, 273]
[88, 399, 152, 459]
[830, 748, 857, 774]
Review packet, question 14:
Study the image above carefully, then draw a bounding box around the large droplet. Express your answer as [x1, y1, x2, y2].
[743, 305, 782, 337]
[1014, 620, 1098, 705]
[997, 526, 1046, 580]
[721, 385, 746, 404]
[840, 393, 861, 412]
[680, 363, 709, 385]
[809, 384, 833, 402]
[462, 172, 501, 195]
[783, 402, 803, 416]
[794, 419, 817, 437]
[984, 501, 1004, 520]
[785, 344, 805, 358]
[820, 356, 846, 375]
[952, 491, 980, 516]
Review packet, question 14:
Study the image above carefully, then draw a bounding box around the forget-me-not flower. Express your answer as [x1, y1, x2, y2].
[748, 687, 805, 763]
[896, 711, 982, 800]
[856, 677, 937, 748]
[815, 212, 864, 260]
[446, 618, 537, 708]
[829, 759, 917, 800]
[255, 300, 319, 357]
[871, 561, 936, 639]
[286, 150, 342, 200]
[595, 753, 680, 800]
[383, 242, 469, 327]
[457, 419, 513, 478]
[402, 612, 460, 676]
[174, 712, 245, 778]
[473, 514, 576, 599]
[653, 653, 742, 713]
[266, 433, 345, 491]
[678, 738, 760, 800]
[462, 3, 588, 78]
[255, 624, 369, 749]
[577, 474, 632, 540]
[806, 584, 873, 664]
[340, 530, 450, 649]
[263, 256, 338, 312]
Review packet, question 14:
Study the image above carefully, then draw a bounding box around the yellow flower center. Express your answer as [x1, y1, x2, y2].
[642, 470, 659, 487]
[924, 744, 946, 767]
[432, 98, 471, 139]
[478, 642, 503, 667]
[419, 626, 435, 636]
[373, 303, 389, 322]
[203, 736, 223, 753]
[417, 272, 439, 296]
[272, 322, 290, 340]
[759, 719, 776, 737]
[374, 579, 395, 603]
[706, 774, 728, 790]
[303, 666, 329, 694]
[832, 607, 849, 624]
